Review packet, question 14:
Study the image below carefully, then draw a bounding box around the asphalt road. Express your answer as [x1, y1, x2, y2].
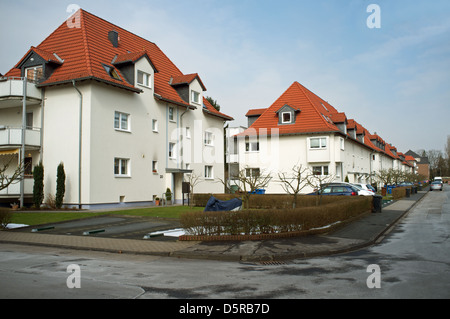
[0, 185, 449, 300]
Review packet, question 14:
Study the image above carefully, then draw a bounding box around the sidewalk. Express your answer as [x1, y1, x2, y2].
[0, 191, 428, 262]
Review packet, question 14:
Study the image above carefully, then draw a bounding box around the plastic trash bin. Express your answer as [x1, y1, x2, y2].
[406, 188, 411, 198]
[372, 195, 382, 213]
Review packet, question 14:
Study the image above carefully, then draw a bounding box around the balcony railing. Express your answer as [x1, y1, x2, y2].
[0, 178, 33, 197]
[0, 126, 41, 149]
[0, 77, 42, 108]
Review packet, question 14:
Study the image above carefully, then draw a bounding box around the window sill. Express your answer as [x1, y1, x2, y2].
[114, 175, 131, 178]
[115, 128, 132, 133]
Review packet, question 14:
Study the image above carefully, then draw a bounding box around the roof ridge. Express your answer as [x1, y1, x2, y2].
[78, 9, 94, 76]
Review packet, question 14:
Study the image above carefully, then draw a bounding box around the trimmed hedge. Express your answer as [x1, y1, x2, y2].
[180, 196, 372, 239]
[392, 187, 413, 200]
[192, 193, 348, 209]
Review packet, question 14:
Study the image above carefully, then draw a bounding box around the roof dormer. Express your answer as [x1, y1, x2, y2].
[16, 47, 63, 83]
[170, 73, 206, 106]
[275, 104, 300, 125]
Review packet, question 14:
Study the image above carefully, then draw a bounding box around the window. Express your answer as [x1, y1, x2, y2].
[310, 137, 327, 149]
[204, 131, 213, 146]
[169, 142, 176, 159]
[152, 119, 158, 132]
[281, 112, 292, 124]
[137, 70, 151, 88]
[152, 161, 158, 173]
[340, 137, 345, 150]
[246, 168, 260, 178]
[103, 64, 121, 80]
[245, 142, 259, 152]
[114, 112, 130, 131]
[205, 165, 213, 179]
[312, 166, 329, 176]
[168, 107, 175, 121]
[191, 90, 200, 104]
[186, 127, 191, 139]
[25, 66, 43, 82]
[114, 158, 130, 177]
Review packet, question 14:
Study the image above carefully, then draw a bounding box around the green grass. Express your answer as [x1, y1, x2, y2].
[9, 206, 204, 226]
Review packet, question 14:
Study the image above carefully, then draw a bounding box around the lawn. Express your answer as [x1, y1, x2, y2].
[9, 205, 204, 226]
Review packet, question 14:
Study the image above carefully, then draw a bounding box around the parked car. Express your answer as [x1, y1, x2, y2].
[352, 183, 376, 194]
[430, 181, 443, 191]
[324, 182, 375, 196]
[309, 184, 359, 196]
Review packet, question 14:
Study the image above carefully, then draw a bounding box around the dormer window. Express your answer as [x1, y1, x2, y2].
[191, 90, 200, 104]
[281, 112, 292, 124]
[276, 104, 299, 125]
[25, 66, 43, 82]
[137, 70, 151, 88]
[103, 64, 121, 81]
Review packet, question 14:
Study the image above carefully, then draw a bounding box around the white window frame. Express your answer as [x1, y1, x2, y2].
[205, 165, 213, 179]
[245, 141, 260, 152]
[309, 137, 327, 149]
[340, 137, 345, 151]
[152, 119, 158, 132]
[25, 65, 44, 82]
[114, 158, 130, 177]
[312, 165, 329, 176]
[168, 107, 175, 122]
[114, 111, 130, 132]
[137, 70, 151, 88]
[191, 90, 200, 104]
[204, 131, 214, 146]
[169, 142, 176, 159]
[245, 168, 260, 178]
[186, 127, 191, 139]
[281, 112, 292, 124]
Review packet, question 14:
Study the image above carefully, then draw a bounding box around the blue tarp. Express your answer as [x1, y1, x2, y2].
[204, 196, 243, 212]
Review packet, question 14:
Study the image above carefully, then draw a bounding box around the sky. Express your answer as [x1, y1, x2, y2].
[1, 0, 449, 154]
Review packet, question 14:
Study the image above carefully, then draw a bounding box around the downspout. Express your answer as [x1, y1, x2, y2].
[72, 80, 83, 209]
[19, 77, 27, 208]
[179, 106, 190, 171]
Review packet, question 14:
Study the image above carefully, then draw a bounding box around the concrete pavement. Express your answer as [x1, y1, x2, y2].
[0, 190, 428, 262]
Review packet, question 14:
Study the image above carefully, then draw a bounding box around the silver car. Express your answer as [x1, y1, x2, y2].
[430, 181, 443, 191]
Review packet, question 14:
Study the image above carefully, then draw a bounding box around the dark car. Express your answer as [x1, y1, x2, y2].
[309, 184, 359, 196]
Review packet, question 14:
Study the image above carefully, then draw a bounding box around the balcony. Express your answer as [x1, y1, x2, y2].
[0, 127, 41, 150]
[0, 77, 42, 109]
[226, 153, 239, 163]
[0, 178, 33, 198]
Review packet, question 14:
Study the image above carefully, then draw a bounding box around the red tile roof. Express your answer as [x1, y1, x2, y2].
[238, 81, 411, 160]
[238, 81, 341, 136]
[171, 73, 206, 91]
[245, 108, 267, 117]
[5, 9, 232, 120]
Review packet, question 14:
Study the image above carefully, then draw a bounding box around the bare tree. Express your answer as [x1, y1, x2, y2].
[306, 170, 336, 206]
[0, 156, 25, 192]
[277, 164, 310, 208]
[185, 172, 203, 207]
[237, 167, 272, 209]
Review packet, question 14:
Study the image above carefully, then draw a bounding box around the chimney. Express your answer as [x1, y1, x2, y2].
[108, 30, 119, 48]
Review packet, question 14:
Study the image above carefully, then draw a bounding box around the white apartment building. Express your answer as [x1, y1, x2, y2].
[0, 9, 232, 208]
[232, 81, 415, 194]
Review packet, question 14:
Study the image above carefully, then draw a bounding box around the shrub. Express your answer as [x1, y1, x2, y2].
[181, 196, 371, 237]
[392, 187, 407, 200]
[33, 161, 44, 210]
[55, 162, 66, 209]
[0, 209, 12, 229]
